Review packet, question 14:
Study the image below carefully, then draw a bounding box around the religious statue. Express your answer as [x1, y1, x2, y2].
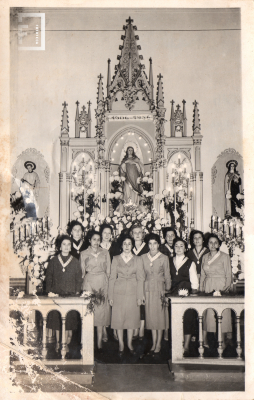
[119, 146, 144, 206]
[224, 160, 242, 217]
[20, 161, 40, 219]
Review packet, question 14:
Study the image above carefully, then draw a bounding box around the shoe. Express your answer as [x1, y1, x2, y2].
[55, 342, 60, 352]
[118, 350, 124, 357]
[132, 335, 139, 340]
[97, 347, 104, 354]
[164, 336, 169, 341]
[129, 348, 137, 355]
[147, 349, 155, 356]
[139, 336, 144, 341]
[113, 334, 119, 341]
[153, 350, 161, 357]
[102, 335, 108, 342]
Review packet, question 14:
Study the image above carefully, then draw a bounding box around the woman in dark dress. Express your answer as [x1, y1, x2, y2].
[67, 220, 87, 260]
[186, 230, 209, 280]
[130, 224, 149, 340]
[159, 227, 177, 341]
[160, 227, 177, 259]
[46, 235, 82, 352]
[169, 237, 199, 357]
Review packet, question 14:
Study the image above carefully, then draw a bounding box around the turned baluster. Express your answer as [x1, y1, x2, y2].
[217, 315, 223, 359]
[61, 317, 66, 359]
[42, 317, 47, 360]
[236, 315, 243, 359]
[198, 314, 204, 359]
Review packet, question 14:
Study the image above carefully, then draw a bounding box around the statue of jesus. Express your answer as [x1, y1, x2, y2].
[119, 146, 144, 206]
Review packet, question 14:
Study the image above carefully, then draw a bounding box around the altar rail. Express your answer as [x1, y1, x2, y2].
[9, 296, 94, 366]
[169, 296, 244, 371]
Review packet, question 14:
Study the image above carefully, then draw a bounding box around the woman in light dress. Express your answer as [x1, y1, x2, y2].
[140, 233, 171, 355]
[109, 234, 144, 356]
[200, 233, 233, 350]
[80, 230, 111, 352]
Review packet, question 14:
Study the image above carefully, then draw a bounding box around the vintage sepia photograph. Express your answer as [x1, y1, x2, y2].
[3, 4, 254, 399]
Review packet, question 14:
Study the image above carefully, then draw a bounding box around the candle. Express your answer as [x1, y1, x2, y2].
[24, 225, 26, 240]
[13, 229, 15, 245]
[168, 187, 171, 196]
[223, 219, 227, 234]
[229, 222, 233, 236]
[236, 224, 239, 236]
[19, 227, 21, 241]
[178, 154, 181, 160]
[42, 217, 45, 232]
[218, 217, 221, 230]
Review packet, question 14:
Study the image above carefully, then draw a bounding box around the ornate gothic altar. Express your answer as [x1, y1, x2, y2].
[58, 17, 204, 234]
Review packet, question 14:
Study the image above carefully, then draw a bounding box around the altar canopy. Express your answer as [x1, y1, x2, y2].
[58, 17, 204, 233]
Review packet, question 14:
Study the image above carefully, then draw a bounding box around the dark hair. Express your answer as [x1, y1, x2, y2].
[162, 227, 177, 240]
[87, 229, 101, 243]
[56, 234, 72, 252]
[99, 223, 113, 236]
[173, 237, 188, 252]
[207, 233, 222, 248]
[189, 230, 205, 248]
[145, 233, 161, 246]
[67, 220, 84, 235]
[121, 146, 139, 163]
[119, 234, 134, 251]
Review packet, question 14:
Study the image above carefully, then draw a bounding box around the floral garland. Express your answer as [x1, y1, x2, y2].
[211, 192, 244, 281]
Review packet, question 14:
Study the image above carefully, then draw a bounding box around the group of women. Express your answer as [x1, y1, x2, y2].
[46, 220, 233, 357]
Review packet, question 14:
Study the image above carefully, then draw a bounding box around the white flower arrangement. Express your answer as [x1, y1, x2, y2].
[238, 272, 244, 280]
[113, 171, 119, 176]
[213, 291, 222, 297]
[17, 291, 25, 299]
[48, 292, 59, 298]
[145, 172, 150, 177]
[178, 288, 189, 297]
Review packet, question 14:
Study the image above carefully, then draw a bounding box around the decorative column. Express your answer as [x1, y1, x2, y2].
[236, 315, 243, 359]
[66, 172, 71, 223]
[61, 316, 66, 360]
[152, 162, 158, 211]
[42, 317, 47, 360]
[105, 161, 110, 217]
[190, 173, 194, 228]
[194, 172, 197, 228]
[198, 314, 204, 359]
[59, 102, 70, 229]
[199, 172, 204, 231]
[192, 101, 203, 230]
[217, 314, 223, 359]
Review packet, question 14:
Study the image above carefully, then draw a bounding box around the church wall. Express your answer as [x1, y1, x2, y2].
[10, 8, 242, 237]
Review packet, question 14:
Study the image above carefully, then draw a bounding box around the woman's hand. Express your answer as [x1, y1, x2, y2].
[137, 299, 142, 306]
[109, 299, 113, 306]
[142, 297, 146, 305]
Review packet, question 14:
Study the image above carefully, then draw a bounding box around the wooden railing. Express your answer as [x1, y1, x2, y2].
[9, 296, 94, 366]
[169, 295, 244, 367]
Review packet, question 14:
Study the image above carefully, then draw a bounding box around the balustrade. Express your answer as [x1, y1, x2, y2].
[9, 296, 94, 366]
[169, 296, 244, 367]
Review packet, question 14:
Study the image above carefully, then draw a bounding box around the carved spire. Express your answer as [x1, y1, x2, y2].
[115, 16, 144, 85]
[97, 74, 104, 105]
[182, 99, 187, 137]
[107, 59, 111, 97]
[61, 101, 69, 135]
[156, 74, 164, 108]
[149, 58, 154, 101]
[75, 100, 80, 138]
[192, 100, 201, 135]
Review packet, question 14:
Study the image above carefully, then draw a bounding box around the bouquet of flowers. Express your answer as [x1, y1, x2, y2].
[108, 171, 125, 211]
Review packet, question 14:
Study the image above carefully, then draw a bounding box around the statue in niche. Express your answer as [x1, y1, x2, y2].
[20, 161, 40, 219]
[119, 146, 144, 205]
[224, 160, 242, 217]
